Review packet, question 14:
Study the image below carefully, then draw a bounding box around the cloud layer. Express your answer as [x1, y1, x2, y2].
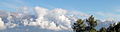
[0, 6, 118, 32]
[0, 6, 90, 32]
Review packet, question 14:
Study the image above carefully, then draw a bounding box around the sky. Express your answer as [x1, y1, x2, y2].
[0, 0, 120, 21]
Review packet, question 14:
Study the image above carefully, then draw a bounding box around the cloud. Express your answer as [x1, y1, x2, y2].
[0, 10, 8, 17]
[69, 11, 90, 17]
[96, 12, 120, 21]
[0, 0, 26, 9]
[0, 6, 89, 32]
[26, 6, 89, 31]
[114, 9, 120, 12]
[112, 6, 120, 12]
[0, 17, 6, 30]
[28, 6, 72, 31]
[0, 2, 17, 9]
[16, 6, 30, 15]
[51, 8, 67, 15]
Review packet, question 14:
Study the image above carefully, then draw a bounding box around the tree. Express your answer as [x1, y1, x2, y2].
[107, 24, 114, 32]
[72, 15, 120, 32]
[99, 27, 107, 32]
[90, 28, 97, 32]
[72, 15, 97, 32]
[113, 22, 120, 32]
[86, 15, 97, 32]
[72, 19, 86, 32]
[86, 15, 97, 27]
[118, 28, 120, 32]
[106, 22, 120, 32]
[76, 19, 83, 24]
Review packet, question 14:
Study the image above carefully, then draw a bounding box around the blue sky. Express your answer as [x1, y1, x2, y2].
[0, 0, 120, 21]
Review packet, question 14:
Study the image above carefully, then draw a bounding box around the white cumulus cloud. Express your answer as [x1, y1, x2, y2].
[0, 17, 6, 30]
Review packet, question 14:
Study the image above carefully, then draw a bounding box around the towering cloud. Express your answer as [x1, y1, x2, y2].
[27, 6, 73, 31]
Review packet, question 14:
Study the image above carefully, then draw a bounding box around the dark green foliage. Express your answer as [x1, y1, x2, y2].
[86, 15, 97, 32]
[72, 15, 97, 32]
[99, 27, 106, 32]
[90, 28, 97, 32]
[106, 22, 120, 32]
[76, 19, 83, 24]
[72, 19, 86, 32]
[86, 15, 97, 27]
[72, 15, 120, 32]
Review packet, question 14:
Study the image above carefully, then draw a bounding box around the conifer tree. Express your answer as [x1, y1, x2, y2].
[72, 19, 85, 32]
[71, 15, 120, 32]
[86, 15, 97, 32]
[86, 15, 97, 27]
[99, 27, 106, 32]
[72, 15, 98, 32]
